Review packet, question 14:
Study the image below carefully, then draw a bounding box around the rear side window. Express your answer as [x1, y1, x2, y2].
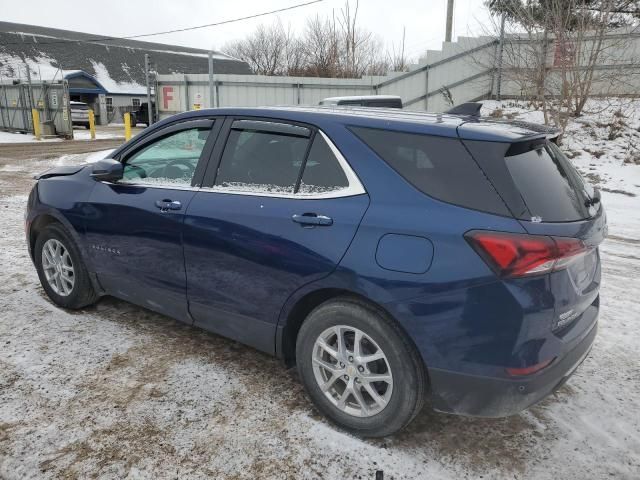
[215, 129, 308, 194]
[350, 126, 509, 215]
[213, 122, 357, 197]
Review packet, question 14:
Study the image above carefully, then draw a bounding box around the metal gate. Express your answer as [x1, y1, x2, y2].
[0, 80, 73, 137]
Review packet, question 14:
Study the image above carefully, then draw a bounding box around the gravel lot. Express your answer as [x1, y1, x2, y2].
[0, 134, 639, 479]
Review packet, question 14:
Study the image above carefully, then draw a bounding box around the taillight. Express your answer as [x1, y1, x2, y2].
[465, 230, 589, 278]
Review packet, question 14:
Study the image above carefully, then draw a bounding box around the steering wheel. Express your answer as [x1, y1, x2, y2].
[123, 164, 147, 179]
[165, 158, 196, 175]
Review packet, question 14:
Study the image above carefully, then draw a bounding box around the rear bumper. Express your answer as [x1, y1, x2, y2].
[428, 319, 597, 417]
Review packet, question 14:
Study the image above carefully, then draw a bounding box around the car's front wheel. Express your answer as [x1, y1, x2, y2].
[296, 298, 428, 437]
[34, 223, 98, 309]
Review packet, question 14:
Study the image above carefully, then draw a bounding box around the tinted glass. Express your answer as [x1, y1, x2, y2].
[504, 143, 594, 222]
[215, 129, 309, 194]
[298, 135, 349, 195]
[121, 127, 210, 187]
[350, 127, 509, 215]
[366, 100, 402, 108]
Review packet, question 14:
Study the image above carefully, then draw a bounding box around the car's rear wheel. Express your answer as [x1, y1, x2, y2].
[296, 298, 427, 437]
[34, 223, 98, 309]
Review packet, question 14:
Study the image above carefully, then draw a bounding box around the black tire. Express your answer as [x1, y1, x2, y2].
[296, 297, 428, 437]
[34, 223, 99, 309]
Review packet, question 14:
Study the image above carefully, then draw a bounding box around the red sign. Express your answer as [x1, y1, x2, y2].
[162, 86, 174, 110]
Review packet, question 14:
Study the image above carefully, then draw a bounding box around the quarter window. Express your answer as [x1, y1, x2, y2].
[298, 135, 349, 195]
[121, 127, 210, 187]
[350, 126, 509, 215]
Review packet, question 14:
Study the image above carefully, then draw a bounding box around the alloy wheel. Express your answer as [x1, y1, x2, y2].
[312, 325, 393, 418]
[41, 238, 75, 296]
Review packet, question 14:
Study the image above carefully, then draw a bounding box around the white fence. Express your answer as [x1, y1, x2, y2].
[156, 29, 640, 120]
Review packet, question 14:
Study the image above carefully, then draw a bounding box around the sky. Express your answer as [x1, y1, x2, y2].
[0, 0, 494, 60]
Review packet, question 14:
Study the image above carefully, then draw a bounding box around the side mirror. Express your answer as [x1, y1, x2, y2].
[91, 159, 123, 182]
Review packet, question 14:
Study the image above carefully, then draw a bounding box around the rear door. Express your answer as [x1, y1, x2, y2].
[183, 118, 369, 353]
[85, 119, 219, 321]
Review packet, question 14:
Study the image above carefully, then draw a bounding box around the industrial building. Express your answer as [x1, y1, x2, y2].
[0, 21, 251, 124]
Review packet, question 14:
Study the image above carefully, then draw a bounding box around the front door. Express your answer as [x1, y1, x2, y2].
[183, 119, 369, 353]
[85, 119, 217, 321]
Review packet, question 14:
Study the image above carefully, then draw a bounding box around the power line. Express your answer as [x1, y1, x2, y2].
[0, 0, 324, 47]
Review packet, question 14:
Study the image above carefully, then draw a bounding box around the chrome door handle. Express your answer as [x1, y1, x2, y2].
[292, 213, 333, 226]
[155, 199, 182, 211]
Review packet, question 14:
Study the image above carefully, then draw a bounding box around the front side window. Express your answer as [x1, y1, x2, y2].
[121, 127, 210, 187]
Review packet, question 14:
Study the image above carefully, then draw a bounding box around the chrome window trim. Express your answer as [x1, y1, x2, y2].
[201, 130, 366, 199]
[109, 130, 366, 200]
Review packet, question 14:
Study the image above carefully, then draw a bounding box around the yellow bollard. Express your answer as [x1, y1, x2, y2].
[32, 109, 41, 140]
[124, 112, 132, 141]
[88, 109, 96, 140]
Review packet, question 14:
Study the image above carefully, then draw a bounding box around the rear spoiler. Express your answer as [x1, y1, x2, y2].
[445, 102, 482, 117]
[446, 102, 562, 142]
[506, 120, 562, 143]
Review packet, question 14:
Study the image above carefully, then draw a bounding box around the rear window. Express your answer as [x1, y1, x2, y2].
[466, 139, 596, 223]
[349, 126, 509, 216]
[504, 142, 594, 222]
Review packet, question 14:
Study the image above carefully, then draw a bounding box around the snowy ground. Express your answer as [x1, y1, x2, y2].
[0, 125, 141, 143]
[1, 101, 639, 479]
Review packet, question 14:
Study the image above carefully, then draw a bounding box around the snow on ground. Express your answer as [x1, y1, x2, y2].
[0, 131, 62, 143]
[0, 100, 639, 479]
[70, 129, 123, 141]
[0, 129, 125, 143]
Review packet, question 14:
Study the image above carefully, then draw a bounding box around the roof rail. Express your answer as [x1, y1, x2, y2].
[445, 102, 482, 117]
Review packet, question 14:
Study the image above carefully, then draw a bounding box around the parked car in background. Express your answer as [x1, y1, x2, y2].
[26, 106, 605, 437]
[130, 101, 156, 127]
[70, 101, 90, 129]
[319, 95, 403, 108]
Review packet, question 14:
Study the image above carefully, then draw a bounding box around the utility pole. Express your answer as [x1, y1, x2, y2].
[208, 51, 214, 108]
[144, 53, 153, 125]
[445, 0, 454, 43]
[496, 12, 506, 101]
[24, 60, 35, 109]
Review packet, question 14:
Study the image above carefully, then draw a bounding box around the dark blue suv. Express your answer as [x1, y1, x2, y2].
[26, 107, 606, 437]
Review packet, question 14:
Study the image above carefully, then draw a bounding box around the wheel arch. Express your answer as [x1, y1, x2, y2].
[29, 214, 60, 258]
[278, 287, 425, 373]
[28, 211, 99, 290]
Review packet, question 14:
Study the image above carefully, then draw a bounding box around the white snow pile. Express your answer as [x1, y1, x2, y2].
[89, 60, 147, 95]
